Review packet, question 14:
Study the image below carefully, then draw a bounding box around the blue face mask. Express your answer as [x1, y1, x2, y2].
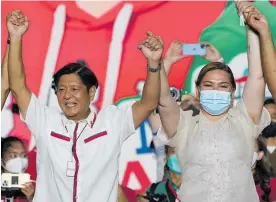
[200, 90, 231, 116]
[167, 154, 182, 175]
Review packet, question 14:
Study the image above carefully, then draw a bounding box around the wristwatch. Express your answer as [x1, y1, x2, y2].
[148, 61, 161, 72]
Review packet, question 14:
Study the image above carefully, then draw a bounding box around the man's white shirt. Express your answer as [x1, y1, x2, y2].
[21, 93, 135, 202]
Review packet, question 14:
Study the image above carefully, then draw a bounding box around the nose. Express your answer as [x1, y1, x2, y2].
[212, 83, 219, 90]
[64, 89, 71, 100]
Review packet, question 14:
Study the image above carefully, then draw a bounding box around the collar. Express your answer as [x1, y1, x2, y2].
[61, 108, 97, 129]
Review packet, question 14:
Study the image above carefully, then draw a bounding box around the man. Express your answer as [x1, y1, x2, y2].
[7, 9, 162, 202]
[262, 99, 276, 176]
[1, 1, 226, 154]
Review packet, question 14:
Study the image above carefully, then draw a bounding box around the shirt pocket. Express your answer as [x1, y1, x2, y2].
[50, 131, 71, 142]
[84, 131, 107, 144]
[49, 131, 72, 170]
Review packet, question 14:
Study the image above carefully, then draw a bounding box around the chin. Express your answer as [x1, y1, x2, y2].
[62, 109, 79, 119]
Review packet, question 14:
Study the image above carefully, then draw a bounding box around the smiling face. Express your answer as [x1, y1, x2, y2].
[57, 73, 96, 121]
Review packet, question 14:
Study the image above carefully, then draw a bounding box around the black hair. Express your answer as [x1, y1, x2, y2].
[264, 98, 275, 106]
[254, 136, 274, 202]
[1, 137, 25, 158]
[195, 62, 236, 90]
[1, 137, 25, 173]
[52, 61, 98, 93]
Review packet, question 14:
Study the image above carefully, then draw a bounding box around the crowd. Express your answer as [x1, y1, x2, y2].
[1, 0, 276, 202]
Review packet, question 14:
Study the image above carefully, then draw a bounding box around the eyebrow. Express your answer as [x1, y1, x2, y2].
[203, 81, 230, 85]
[8, 151, 26, 155]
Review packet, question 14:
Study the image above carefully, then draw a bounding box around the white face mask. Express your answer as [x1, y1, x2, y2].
[4, 157, 28, 173]
[251, 152, 259, 167]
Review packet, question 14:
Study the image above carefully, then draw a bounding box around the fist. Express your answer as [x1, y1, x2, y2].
[164, 40, 186, 66]
[235, 0, 269, 34]
[138, 31, 164, 62]
[6, 10, 29, 38]
[201, 42, 222, 62]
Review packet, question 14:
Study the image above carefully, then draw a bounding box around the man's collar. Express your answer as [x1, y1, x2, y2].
[61, 108, 97, 128]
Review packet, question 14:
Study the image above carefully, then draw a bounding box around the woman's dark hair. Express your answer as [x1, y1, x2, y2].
[1, 137, 25, 158]
[52, 61, 98, 93]
[195, 62, 236, 90]
[254, 136, 274, 202]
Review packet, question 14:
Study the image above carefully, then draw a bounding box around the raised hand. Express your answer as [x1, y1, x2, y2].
[164, 40, 186, 67]
[6, 10, 29, 39]
[201, 42, 222, 62]
[139, 31, 164, 63]
[236, 0, 269, 34]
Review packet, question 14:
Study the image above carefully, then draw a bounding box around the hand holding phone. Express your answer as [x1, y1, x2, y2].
[182, 43, 206, 56]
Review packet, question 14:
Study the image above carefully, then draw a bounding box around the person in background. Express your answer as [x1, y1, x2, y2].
[148, 40, 222, 182]
[157, 1, 271, 201]
[7, 9, 162, 202]
[259, 98, 276, 202]
[1, 137, 34, 202]
[262, 98, 276, 176]
[137, 145, 182, 202]
[252, 136, 274, 202]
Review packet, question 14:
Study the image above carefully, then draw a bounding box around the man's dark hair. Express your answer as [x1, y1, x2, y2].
[264, 98, 275, 106]
[52, 61, 98, 93]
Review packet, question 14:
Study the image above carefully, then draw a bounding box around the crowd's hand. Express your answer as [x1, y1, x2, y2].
[235, 0, 269, 35]
[201, 42, 222, 62]
[6, 10, 29, 39]
[137, 193, 149, 202]
[21, 182, 34, 202]
[139, 31, 164, 66]
[164, 40, 186, 67]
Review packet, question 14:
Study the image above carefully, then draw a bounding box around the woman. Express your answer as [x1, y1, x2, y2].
[1, 137, 34, 202]
[137, 145, 182, 202]
[157, 2, 271, 201]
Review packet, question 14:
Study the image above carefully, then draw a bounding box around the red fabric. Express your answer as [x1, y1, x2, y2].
[121, 186, 137, 202]
[256, 177, 276, 201]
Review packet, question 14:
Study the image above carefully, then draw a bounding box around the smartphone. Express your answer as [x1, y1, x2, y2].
[182, 43, 206, 56]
